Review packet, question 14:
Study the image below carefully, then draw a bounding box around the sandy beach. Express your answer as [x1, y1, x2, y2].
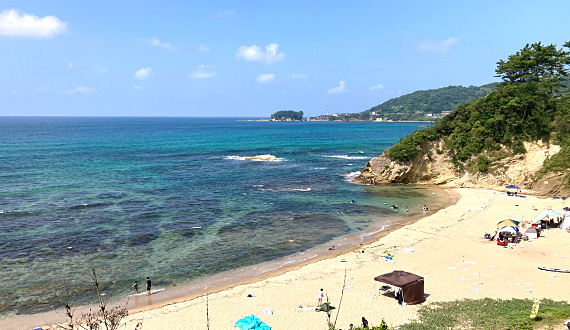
[97, 188, 568, 330]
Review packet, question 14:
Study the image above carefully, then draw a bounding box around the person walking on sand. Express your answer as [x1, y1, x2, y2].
[132, 280, 138, 294]
[146, 277, 152, 295]
[317, 288, 324, 306]
[362, 317, 369, 328]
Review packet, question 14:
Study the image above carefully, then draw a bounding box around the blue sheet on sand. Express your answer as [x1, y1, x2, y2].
[235, 314, 271, 330]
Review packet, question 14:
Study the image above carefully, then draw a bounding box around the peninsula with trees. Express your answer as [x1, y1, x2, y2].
[358, 41, 570, 195]
[308, 84, 496, 122]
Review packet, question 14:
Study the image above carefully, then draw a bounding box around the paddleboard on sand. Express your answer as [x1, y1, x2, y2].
[132, 288, 165, 296]
[538, 266, 570, 273]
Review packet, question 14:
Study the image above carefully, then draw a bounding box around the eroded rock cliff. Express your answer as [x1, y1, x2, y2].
[357, 140, 568, 196]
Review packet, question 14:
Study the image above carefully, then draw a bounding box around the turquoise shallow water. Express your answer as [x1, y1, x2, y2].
[0, 117, 435, 318]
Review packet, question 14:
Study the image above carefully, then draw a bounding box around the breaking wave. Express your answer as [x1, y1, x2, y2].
[224, 154, 284, 162]
[340, 171, 361, 182]
[322, 155, 368, 160]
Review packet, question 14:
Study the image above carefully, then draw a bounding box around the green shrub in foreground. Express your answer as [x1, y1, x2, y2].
[397, 298, 570, 330]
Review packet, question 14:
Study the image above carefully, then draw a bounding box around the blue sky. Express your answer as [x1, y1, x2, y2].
[1, 1, 569, 117]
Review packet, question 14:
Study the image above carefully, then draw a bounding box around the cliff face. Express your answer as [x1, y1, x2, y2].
[358, 140, 568, 195]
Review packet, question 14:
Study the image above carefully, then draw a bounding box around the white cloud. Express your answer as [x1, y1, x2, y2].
[67, 62, 74, 69]
[256, 73, 275, 83]
[198, 44, 210, 52]
[65, 86, 96, 95]
[134, 67, 153, 80]
[138, 37, 177, 50]
[290, 74, 308, 80]
[327, 81, 346, 94]
[370, 83, 384, 91]
[37, 86, 50, 92]
[94, 66, 107, 74]
[236, 43, 285, 64]
[215, 9, 236, 18]
[133, 86, 144, 90]
[419, 37, 459, 52]
[0, 9, 67, 38]
[189, 65, 216, 79]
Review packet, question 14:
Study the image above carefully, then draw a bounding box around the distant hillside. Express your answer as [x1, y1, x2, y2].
[361, 84, 496, 121]
[308, 84, 496, 122]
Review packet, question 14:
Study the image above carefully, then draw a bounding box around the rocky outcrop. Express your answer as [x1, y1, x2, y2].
[357, 140, 568, 195]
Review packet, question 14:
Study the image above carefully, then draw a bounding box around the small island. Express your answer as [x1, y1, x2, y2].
[270, 110, 304, 121]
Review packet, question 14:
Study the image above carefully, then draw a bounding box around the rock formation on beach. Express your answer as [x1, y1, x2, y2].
[358, 41, 570, 196]
[357, 140, 568, 195]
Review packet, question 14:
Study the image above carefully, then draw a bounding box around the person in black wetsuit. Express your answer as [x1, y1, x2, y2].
[146, 277, 152, 295]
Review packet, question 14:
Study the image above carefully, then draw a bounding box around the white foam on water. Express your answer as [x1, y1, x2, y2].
[322, 155, 368, 160]
[340, 171, 361, 182]
[291, 188, 312, 192]
[224, 154, 285, 161]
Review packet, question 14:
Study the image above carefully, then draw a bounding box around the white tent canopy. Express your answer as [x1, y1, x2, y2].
[532, 209, 563, 224]
[498, 226, 519, 234]
[561, 212, 570, 230]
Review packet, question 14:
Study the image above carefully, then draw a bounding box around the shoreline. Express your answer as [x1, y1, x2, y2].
[9, 186, 569, 330]
[123, 187, 569, 329]
[1, 186, 456, 330]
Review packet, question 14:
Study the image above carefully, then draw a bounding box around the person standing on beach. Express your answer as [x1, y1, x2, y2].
[132, 281, 138, 294]
[317, 288, 324, 306]
[146, 277, 152, 295]
[361, 317, 369, 328]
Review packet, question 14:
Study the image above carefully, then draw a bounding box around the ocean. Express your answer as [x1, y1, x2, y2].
[0, 117, 443, 319]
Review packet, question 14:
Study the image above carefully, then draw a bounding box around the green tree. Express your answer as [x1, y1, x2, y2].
[495, 42, 570, 96]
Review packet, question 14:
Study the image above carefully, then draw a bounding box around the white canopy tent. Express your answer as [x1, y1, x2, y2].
[532, 209, 563, 224]
[498, 226, 519, 234]
[561, 211, 570, 230]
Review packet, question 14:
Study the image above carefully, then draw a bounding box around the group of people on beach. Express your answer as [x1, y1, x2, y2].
[132, 277, 152, 295]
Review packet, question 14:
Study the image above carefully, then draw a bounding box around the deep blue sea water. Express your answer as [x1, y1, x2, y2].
[0, 117, 439, 318]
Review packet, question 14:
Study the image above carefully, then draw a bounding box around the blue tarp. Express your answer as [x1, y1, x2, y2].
[505, 185, 520, 189]
[235, 314, 271, 330]
[532, 210, 563, 223]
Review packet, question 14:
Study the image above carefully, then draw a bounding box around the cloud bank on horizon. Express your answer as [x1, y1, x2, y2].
[0, 2, 568, 117]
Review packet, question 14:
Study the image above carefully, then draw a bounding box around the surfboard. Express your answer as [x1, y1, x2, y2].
[131, 288, 165, 296]
[538, 266, 570, 273]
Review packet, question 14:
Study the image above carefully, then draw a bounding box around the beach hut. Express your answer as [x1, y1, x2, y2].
[525, 227, 540, 239]
[374, 270, 425, 305]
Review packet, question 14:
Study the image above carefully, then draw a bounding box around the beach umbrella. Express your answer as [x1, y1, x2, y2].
[505, 185, 520, 189]
[498, 226, 518, 234]
[496, 219, 520, 229]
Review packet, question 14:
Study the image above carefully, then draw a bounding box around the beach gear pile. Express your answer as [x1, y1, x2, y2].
[235, 314, 271, 330]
